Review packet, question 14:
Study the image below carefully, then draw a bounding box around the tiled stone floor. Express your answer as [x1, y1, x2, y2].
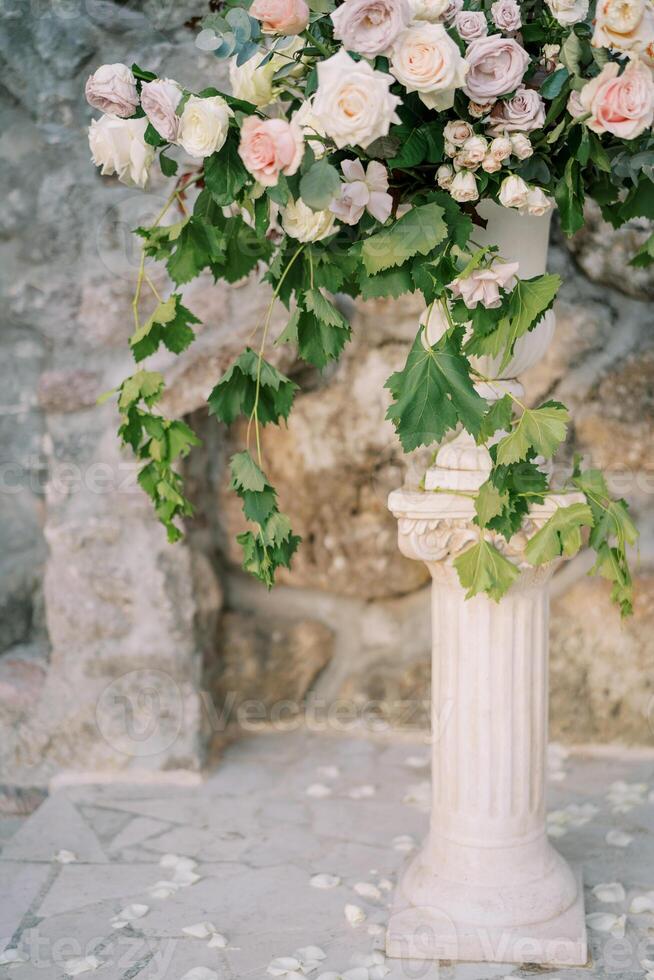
[1, 732, 654, 980]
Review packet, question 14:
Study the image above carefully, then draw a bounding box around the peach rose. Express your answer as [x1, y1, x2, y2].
[250, 0, 310, 34]
[592, 0, 654, 65]
[579, 58, 654, 139]
[238, 116, 304, 187]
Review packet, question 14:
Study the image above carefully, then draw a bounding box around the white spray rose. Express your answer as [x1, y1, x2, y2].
[450, 170, 479, 202]
[177, 95, 232, 159]
[526, 187, 554, 216]
[282, 199, 337, 241]
[436, 164, 454, 188]
[409, 0, 450, 21]
[544, 0, 589, 25]
[140, 78, 183, 142]
[229, 56, 277, 107]
[498, 173, 530, 209]
[510, 133, 533, 159]
[88, 114, 154, 188]
[313, 49, 401, 149]
[390, 22, 468, 111]
[85, 63, 138, 117]
[456, 134, 488, 167]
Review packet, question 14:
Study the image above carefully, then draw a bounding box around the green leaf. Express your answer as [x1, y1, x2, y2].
[159, 150, 178, 177]
[525, 503, 594, 565]
[495, 401, 570, 466]
[541, 67, 570, 100]
[208, 349, 298, 426]
[300, 158, 342, 211]
[475, 482, 509, 528]
[478, 394, 513, 443]
[279, 303, 351, 369]
[385, 328, 487, 451]
[204, 139, 250, 206]
[118, 370, 165, 411]
[130, 294, 199, 362]
[362, 203, 447, 276]
[454, 538, 520, 602]
[630, 232, 654, 268]
[230, 450, 268, 493]
[487, 455, 548, 540]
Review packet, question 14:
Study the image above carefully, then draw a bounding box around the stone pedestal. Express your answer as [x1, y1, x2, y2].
[386, 202, 588, 966]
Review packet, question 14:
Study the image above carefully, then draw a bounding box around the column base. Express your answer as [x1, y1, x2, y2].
[386, 867, 588, 967]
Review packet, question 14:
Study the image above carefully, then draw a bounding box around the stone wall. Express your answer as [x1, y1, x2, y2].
[0, 0, 652, 784]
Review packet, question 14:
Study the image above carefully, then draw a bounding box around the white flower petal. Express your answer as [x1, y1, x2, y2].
[119, 904, 148, 921]
[63, 956, 103, 976]
[586, 912, 626, 936]
[606, 829, 633, 848]
[0, 949, 28, 965]
[344, 903, 366, 926]
[306, 783, 332, 799]
[378, 878, 393, 892]
[629, 893, 654, 914]
[392, 834, 416, 852]
[148, 880, 179, 899]
[547, 825, 568, 838]
[54, 849, 77, 864]
[405, 754, 429, 769]
[310, 873, 341, 889]
[207, 933, 228, 948]
[367, 923, 385, 937]
[181, 970, 219, 980]
[353, 882, 382, 901]
[342, 971, 369, 980]
[268, 957, 302, 976]
[641, 959, 654, 971]
[349, 785, 375, 799]
[182, 922, 216, 939]
[351, 951, 386, 968]
[296, 946, 327, 963]
[592, 883, 626, 903]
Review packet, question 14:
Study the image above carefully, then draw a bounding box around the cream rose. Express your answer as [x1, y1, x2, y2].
[579, 58, 654, 139]
[85, 63, 138, 118]
[238, 116, 304, 187]
[526, 187, 554, 216]
[291, 99, 327, 157]
[450, 170, 479, 201]
[486, 86, 546, 134]
[463, 35, 530, 100]
[313, 49, 401, 149]
[444, 119, 474, 146]
[140, 78, 183, 142]
[510, 132, 533, 159]
[436, 163, 454, 188]
[456, 134, 488, 168]
[409, 0, 449, 21]
[390, 23, 468, 111]
[177, 95, 232, 159]
[491, 0, 521, 32]
[593, 0, 654, 64]
[230, 55, 277, 107]
[88, 114, 154, 188]
[455, 10, 488, 40]
[498, 173, 530, 209]
[331, 0, 411, 56]
[282, 199, 337, 241]
[250, 0, 310, 34]
[545, 0, 589, 26]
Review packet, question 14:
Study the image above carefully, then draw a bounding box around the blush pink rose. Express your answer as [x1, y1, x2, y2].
[491, 0, 522, 32]
[85, 63, 138, 118]
[238, 116, 304, 187]
[331, 0, 411, 56]
[486, 86, 546, 134]
[579, 58, 654, 139]
[463, 35, 530, 100]
[250, 0, 310, 34]
[449, 259, 520, 309]
[140, 78, 183, 142]
[455, 10, 488, 40]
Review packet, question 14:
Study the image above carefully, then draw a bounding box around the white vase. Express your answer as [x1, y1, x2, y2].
[386, 205, 588, 967]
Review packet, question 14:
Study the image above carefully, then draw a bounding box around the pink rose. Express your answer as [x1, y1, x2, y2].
[449, 259, 520, 309]
[250, 0, 310, 34]
[463, 35, 530, 100]
[486, 86, 546, 134]
[330, 159, 392, 225]
[85, 63, 138, 118]
[238, 116, 304, 187]
[331, 0, 411, 56]
[140, 78, 183, 142]
[455, 11, 488, 40]
[579, 58, 654, 139]
[491, 0, 522, 32]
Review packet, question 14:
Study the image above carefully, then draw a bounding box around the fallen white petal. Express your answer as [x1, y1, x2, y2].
[181, 970, 219, 980]
[306, 783, 332, 799]
[160, 853, 196, 871]
[349, 785, 375, 799]
[0, 949, 28, 965]
[341, 971, 369, 980]
[641, 959, 654, 970]
[405, 755, 429, 769]
[344, 903, 366, 926]
[351, 951, 386, 968]
[629, 892, 654, 914]
[172, 869, 202, 887]
[207, 933, 228, 948]
[54, 849, 77, 864]
[148, 880, 179, 899]
[606, 830, 633, 848]
[378, 878, 393, 892]
[63, 956, 103, 976]
[392, 834, 416, 852]
[585, 912, 626, 936]
[367, 923, 384, 937]
[119, 904, 148, 921]
[354, 882, 382, 901]
[547, 825, 568, 838]
[182, 921, 216, 939]
[267, 957, 302, 977]
[310, 873, 341, 889]
[296, 946, 326, 963]
[592, 882, 626, 903]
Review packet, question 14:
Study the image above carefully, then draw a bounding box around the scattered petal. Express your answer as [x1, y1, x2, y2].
[341, 971, 369, 980]
[392, 834, 416, 852]
[630, 892, 654, 914]
[378, 878, 393, 892]
[182, 922, 217, 939]
[181, 971, 219, 980]
[267, 957, 302, 977]
[586, 912, 626, 936]
[306, 783, 332, 799]
[63, 956, 103, 976]
[310, 873, 341, 889]
[296, 946, 326, 963]
[547, 824, 568, 838]
[607, 781, 647, 813]
[353, 882, 382, 901]
[405, 755, 429, 769]
[592, 883, 626, 903]
[367, 923, 385, 937]
[207, 933, 228, 948]
[0, 949, 28, 966]
[54, 849, 77, 864]
[148, 880, 179, 899]
[606, 829, 633, 848]
[344, 903, 366, 926]
[349, 785, 375, 799]
[640, 959, 654, 970]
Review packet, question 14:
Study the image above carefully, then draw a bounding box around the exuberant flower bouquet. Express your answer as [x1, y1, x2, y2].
[87, 0, 654, 612]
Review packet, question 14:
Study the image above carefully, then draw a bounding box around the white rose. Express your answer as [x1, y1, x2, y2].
[282, 199, 337, 241]
[229, 56, 277, 107]
[409, 0, 449, 21]
[490, 135, 512, 161]
[292, 99, 327, 158]
[177, 95, 232, 159]
[510, 132, 533, 159]
[499, 174, 530, 209]
[593, 0, 654, 63]
[140, 78, 183, 142]
[545, 0, 589, 24]
[450, 170, 479, 202]
[85, 63, 138, 117]
[444, 119, 474, 146]
[458, 134, 488, 167]
[390, 23, 468, 111]
[313, 49, 401, 149]
[482, 153, 503, 172]
[526, 187, 554, 216]
[436, 163, 454, 188]
[88, 114, 154, 188]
